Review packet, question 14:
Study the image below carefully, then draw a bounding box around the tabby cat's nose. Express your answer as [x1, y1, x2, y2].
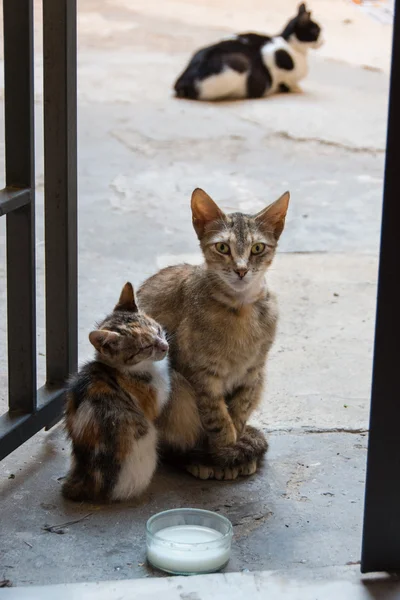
[235, 268, 248, 279]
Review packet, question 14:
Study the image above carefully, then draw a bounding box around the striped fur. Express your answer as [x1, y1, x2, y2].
[138, 189, 289, 480]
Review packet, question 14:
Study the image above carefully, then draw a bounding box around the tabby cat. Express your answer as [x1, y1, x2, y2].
[62, 283, 170, 502]
[174, 3, 323, 101]
[138, 188, 289, 480]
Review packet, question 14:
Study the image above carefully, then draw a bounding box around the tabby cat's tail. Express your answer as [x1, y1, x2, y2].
[162, 425, 268, 469]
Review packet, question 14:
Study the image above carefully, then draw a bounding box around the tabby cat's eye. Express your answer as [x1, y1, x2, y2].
[251, 243, 265, 255]
[215, 242, 230, 254]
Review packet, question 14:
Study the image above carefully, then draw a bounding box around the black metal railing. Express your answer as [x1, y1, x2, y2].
[0, 0, 77, 460]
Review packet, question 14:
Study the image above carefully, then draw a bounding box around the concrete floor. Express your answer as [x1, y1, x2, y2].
[0, 427, 367, 585]
[1, 571, 400, 600]
[0, 0, 394, 591]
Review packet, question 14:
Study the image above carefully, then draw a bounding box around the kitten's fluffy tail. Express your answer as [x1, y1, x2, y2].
[61, 471, 106, 503]
[162, 425, 268, 469]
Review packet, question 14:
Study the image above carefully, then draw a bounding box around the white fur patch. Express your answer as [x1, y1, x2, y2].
[227, 271, 267, 306]
[112, 425, 157, 500]
[130, 357, 171, 412]
[111, 359, 170, 500]
[197, 67, 247, 101]
[261, 36, 308, 94]
[71, 403, 95, 441]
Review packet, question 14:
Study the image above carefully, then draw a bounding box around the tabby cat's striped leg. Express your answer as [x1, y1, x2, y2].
[197, 392, 237, 449]
[226, 376, 264, 437]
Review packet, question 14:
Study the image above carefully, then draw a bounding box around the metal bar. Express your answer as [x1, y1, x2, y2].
[0, 188, 31, 217]
[361, 0, 400, 573]
[0, 0, 78, 459]
[3, 0, 36, 414]
[0, 386, 66, 461]
[43, 0, 78, 386]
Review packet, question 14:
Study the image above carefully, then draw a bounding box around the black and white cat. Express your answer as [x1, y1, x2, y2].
[174, 3, 323, 101]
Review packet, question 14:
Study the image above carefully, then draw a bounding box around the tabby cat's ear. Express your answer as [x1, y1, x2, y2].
[114, 282, 138, 312]
[298, 2, 307, 13]
[191, 188, 226, 239]
[89, 330, 121, 352]
[254, 191, 290, 241]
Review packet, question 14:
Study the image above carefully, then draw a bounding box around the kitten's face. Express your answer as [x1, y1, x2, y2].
[89, 283, 168, 367]
[286, 3, 323, 49]
[191, 189, 289, 297]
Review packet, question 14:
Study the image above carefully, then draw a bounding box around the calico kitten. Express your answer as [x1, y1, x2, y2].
[174, 3, 323, 101]
[138, 188, 289, 480]
[62, 283, 170, 502]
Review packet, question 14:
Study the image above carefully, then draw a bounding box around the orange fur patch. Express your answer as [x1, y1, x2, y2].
[65, 394, 76, 435]
[89, 380, 112, 396]
[71, 403, 101, 448]
[117, 375, 159, 422]
[116, 422, 134, 461]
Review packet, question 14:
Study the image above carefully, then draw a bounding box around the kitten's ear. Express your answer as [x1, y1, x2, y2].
[298, 2, 306, 13]
[191, 188, 226, 239]
[89, 330, 121, 352]
[114, 282, 138, 312]
[254, 191, 290, 241]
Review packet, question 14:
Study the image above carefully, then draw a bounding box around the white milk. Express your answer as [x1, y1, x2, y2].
[147, 525, 231, 574]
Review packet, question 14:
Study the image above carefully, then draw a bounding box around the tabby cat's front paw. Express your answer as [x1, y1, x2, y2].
[186, 464, 240, 481]
[186, 464, 215, 480]
[209, 422, 237, 449]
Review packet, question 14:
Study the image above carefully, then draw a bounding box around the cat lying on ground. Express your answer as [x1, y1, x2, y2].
[174, 3, 323, 101]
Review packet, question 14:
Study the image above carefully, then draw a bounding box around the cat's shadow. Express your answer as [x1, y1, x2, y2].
[172, 88, 311, 106]
[59, 460, 271, 517]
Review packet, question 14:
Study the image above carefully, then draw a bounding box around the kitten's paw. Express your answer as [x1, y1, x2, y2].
[186, 464, 214, 480]
[239, 459, 258, 476]
[62, 477, 93, 502]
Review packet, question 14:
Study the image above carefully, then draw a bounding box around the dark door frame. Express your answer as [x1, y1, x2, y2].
[361, 0, 400, 573]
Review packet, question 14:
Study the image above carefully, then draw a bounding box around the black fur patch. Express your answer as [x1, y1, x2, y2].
[236, 33, 272, 49]
[279, 83, 291, 93]
[247, 63, 271, 98]
[275, 49, 294, 71]
[224, 52, 250, 73]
